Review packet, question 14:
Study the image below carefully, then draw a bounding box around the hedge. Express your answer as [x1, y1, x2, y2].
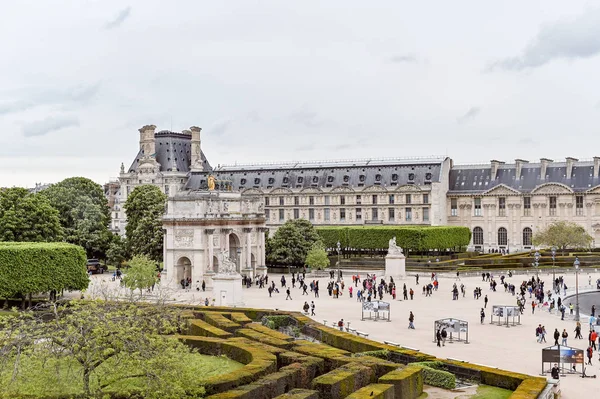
[378, 365, 423, 399]
[412, 362, 456, 389]
[273, 389, 319, 399]
[203, 312, 242, 332]
[311, 363, 375, 399]
[316, 226, 471, 251]
[0, 242, 88, 299]
[236, 328, 295, 349]
[188, 319, 233, 339]
[248, 322, 295, 342]
[345, 383, 394, 399]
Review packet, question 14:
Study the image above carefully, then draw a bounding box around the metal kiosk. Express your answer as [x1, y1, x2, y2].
[433, 318, 469, 344]
[361, 300, 391, 321]
[490, 305, 521, 327]
[541, 345, 586, 377]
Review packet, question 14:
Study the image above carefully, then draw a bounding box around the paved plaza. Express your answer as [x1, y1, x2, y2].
[85, 269, 600, 398]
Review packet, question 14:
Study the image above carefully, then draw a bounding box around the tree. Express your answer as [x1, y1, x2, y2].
[124, 185, 167, 262]
[0, 301, 203, 398]
[40, 177, 111, 258]
[122, 255, 158, 294]
[267, 219, 322, 266]
[0, 188, 63, 242]
[532, 221, 593, 252]
[305, 242, 330, 269]
[106, 234, 128, 267]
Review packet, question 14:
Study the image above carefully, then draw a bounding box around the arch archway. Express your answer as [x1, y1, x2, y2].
[212, 255, 219, 273]
[176, 257, 192, 288]
[498, 227, 508, 246]
[523, 227, 532, 246]
[229, 233, 241, 272]
[473, 227, 484, 246]
[251, 253, 256, 271]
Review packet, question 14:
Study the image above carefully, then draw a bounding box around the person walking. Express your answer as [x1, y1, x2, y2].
[575, 322, 583, 339]
[303, 301, 309, 314]
[531, 301, 536, 314]
[587, 345, 594, 365]
[408, 311, 415, 329]
[337, 319, 344, 331]
[403, 286, 408, 300]
[590, 330, 598, 350]
[416, 274, 419, 285]
[311, 301, 316, 316]
[561, 329, 568, 346]
[202, 280, 206, 291]
[540, 326, 547, 343]
[286, 288, 292, 300]
[436, 329, 442, 347]
[441, 328, 448, 346]
[554, 328, 560, 346]
[480, 308, 485, 324]
[484, 295, 489, 308]
[409, 288, 414, 300]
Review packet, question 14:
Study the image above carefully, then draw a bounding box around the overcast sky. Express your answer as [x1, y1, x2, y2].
[1, 1, 600, 188]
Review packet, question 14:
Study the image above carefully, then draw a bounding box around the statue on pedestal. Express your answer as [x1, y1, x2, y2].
[388, 236, 404, 256]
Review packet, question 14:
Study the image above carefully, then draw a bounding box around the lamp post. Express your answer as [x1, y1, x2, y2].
[574, 257, 581, 322]
[534, 251, 540, 278]
[336, 241, 341, 283]
[551, 246, 556, 288]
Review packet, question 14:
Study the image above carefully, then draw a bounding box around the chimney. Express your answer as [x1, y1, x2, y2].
[594, 157, 600, 178]
[540, 158, 553, 180]
[190, 126, 202, 169]
[138, 124, 157, 158]
[490, 160, 504, 180]
[515, 159, 528, 180]
[566, 157, 578, 180]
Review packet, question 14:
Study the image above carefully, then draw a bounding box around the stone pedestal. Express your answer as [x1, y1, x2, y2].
[385, 254, 406, 279]
[212, 273, 244, 307]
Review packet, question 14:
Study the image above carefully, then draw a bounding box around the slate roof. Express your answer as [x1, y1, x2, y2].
[127, 131, 212, 173]
[184, 157, 446, 191]
[449, 161, 600, 194]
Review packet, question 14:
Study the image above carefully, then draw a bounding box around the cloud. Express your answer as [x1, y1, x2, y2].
[290, 108, 326, 128]
[389, 54, 418, 64]
[488, 8, 600, 71]
[210, 119, 232, 136]
[105, 7, 131, 30]
[517, 138, 536, 146]
[295, 144, 316, 152]
[0, 83, 100, 116]
[457, 107, 481, 124]
[22, 116, 80, 137]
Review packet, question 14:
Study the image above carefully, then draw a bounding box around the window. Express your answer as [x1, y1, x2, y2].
[324, 208, 330, 221]
[265, 209, 270, 219]
[164, 185, 169, 194]
[388, 208, 395, 221]
[294, 196, 299, 206]
[372, 195, 378, 205]
[308, 208, 315, 221]
[324, 196, 330, 205]
[405, 194, 412, 204]
[340, 196, 345, 205]
[279, 209, 284, 222]
[576, 195, 584, 216]
[523, 197, 530, 216]
[356, 208, 362, 220]
[423, 194, 429, 204]
[474, 198, 482, 216]
[265, 197, 270, 206]
[451, 198, 458, 216]
[549, 196, 557, 216]
[473, 227, 483, 245]
[293, 209, 299, 219]
[371, 208, 378, 220]
[498, 197, 506, 217]
[523, 227, 532, 246]
[279, 196, 284, 206]
[389, 194, 395, 204]
[340, 208, 346, 221]
[498, 227, 507, 246]
[423, 208, 429, 222]
[356, 195, 362, 205]
[405, 207, 412, 221]
[309, 196, 315, 205]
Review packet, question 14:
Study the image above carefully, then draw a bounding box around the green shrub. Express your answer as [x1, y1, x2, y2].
[352, 350, 390, 360]
[412, 362, 455, 389]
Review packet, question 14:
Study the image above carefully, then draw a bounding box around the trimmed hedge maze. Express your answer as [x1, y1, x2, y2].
[181, 306, 548, 399]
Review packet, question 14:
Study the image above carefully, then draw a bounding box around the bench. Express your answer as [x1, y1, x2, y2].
[356, 330, 369, 338]
[384, 341, 400, 347]
[348, 328, 357, 333]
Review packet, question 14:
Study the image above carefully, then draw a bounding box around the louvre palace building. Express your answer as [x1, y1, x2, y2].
[106, 125, 600, 252]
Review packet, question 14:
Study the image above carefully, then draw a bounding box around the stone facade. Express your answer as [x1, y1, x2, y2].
[447, 158, 600, 251]
[162, 190, 266, 290]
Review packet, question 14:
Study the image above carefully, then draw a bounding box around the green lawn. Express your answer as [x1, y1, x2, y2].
[457, 384, 512, 399]
[0, 351, 242, 397]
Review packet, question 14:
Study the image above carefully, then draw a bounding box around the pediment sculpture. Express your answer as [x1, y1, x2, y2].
[217, 250, 238, 275]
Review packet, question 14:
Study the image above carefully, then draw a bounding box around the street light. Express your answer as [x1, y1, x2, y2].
[534, 251, 540, 278]
[551, 246, 556, 288]
[574, 257, 581, 322]
[336, 241, 342, 283]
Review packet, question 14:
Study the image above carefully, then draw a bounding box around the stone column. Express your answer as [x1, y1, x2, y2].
[204, 229, 216, 291]
[242, 227, 253, 277]
[256, 227, 268, 276]
[221, 228, 232, 253]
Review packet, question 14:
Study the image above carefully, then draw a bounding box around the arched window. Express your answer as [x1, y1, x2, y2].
[523, 227, 532, 246]
[473, 227, 484, 245]
[498, 227, 508, 246]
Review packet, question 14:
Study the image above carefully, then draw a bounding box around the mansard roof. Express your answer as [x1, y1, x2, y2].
[449, 160, 600, 194]
[184, 156, 447, 191]
[128, 131, 212, 174]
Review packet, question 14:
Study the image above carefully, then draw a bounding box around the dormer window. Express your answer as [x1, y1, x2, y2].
[240, 178, 247, 185]
[408, 173, 415, 181]
[375, 174, 382, 181]
[425, 172, 432, 180]
[359, 175, 366, 182]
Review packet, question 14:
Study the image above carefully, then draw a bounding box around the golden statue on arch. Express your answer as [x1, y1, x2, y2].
[207, 175, 216, 191]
